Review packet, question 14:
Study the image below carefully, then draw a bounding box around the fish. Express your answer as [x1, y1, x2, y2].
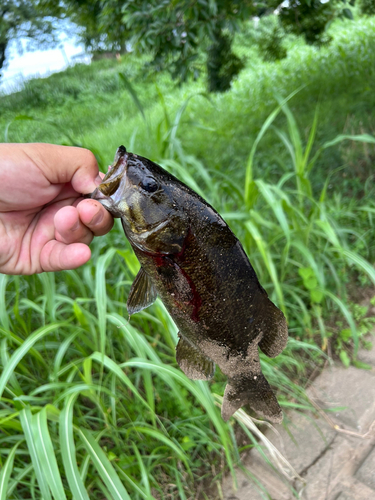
[90, 146, 288, 423]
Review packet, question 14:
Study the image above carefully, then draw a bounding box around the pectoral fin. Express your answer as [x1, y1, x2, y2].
[258, 300, 288, 358]
[127, 268, 157, 316]
[176, 335, 215, 380]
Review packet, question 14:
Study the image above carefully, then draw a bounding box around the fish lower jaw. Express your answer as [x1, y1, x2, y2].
[93, 196, 122, 218]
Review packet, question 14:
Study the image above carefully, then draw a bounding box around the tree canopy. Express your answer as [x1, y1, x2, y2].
[1, 0, 366, 91]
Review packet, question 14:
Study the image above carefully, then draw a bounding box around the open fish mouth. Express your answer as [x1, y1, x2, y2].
[88, 146, 129, 216]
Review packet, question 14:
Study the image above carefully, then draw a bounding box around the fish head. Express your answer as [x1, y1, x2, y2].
[91, 146, 188, 254]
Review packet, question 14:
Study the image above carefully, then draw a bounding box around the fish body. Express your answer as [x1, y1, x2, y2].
[91, 146, 288, 422]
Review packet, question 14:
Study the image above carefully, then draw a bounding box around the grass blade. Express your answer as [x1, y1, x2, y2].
[95, 248, 117, 356]
[245, 220, 286, 314]
[119, 72, 146, 120]
[341, 248, 375, 285]
[0, 274, 10, 330]
[244, 86, 304, 208]
[59, 394, 90, 500]
[33, 408, 67, 500]
[20, 408, 52, 500]
[0, 442, 20, 500]
[0, 323, 62, 398]
[78, 428, 131, 500]
[90, 351, 151, 411]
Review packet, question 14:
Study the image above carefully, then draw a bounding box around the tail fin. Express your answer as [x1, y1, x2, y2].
[222, 372, 282, 423]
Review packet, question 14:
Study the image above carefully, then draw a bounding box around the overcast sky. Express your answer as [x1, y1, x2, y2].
[1, 34, 88, 94]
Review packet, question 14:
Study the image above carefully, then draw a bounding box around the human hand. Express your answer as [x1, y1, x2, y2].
[0, 143, 114, 275]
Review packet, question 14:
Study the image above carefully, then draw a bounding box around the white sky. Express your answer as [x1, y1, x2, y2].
[1, 34, 88, 94]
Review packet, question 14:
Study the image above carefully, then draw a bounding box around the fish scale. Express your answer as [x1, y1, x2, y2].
[90, 146, 288, 423]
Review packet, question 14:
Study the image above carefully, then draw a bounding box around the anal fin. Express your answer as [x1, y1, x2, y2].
[176, 335, 215, 380]
[258, 300, 288, 358]
[127, 268, 157, 316]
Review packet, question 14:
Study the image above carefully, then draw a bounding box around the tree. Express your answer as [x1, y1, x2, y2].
[1, 0, 359, 91]
[63, 0, 357, 91]
[62, 0, 254, 90]
[0, 1, 59, 77]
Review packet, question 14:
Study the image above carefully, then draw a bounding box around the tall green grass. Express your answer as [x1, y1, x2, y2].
[1, 96, 374, 498]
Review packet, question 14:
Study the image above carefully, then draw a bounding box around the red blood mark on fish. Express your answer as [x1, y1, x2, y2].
[142, 229, 202, 322]
[179, 267, 202, 322]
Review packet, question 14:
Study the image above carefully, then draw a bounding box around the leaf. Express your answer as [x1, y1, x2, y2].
[310, 289, 323, 304]
[0, 323, 62, 399]
[341, 249, 375, 286]
[119, 72, 145, 120]
[323, 133, 375, 150]
[324, 290, 358, 354]
[298, 267, 314, 280]
[339, 350, 351, 368]
[20, 408, 52, 500]
[0, 274, 10, 331]
[59, 395, 90, 500]
[303, 276, 318, 290]
[342, 8, 354, 19]
[33, 408, 67, 500]
[0, 442, 20, 500]
[73, 301, 88, 327]
[78, 428, 131, 500]
[95, 248, 117, 356]
[340, 328, 352, 342]
[352, 360, 372, 370]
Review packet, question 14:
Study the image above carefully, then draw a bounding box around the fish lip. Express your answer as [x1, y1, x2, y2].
[90, 187, 108, 201]
[90, 187, 121, 217]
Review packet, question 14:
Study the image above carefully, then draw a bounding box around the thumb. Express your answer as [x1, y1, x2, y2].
[22, 143, 102, 194]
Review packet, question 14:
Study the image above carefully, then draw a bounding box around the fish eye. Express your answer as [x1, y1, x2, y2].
[140, 177, 158, 193]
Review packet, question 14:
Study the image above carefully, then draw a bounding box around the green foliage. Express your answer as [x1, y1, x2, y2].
[23, 0, 361, 90]
[255, 18, 288, 62]
[330, 301, 375, 367]
[361, 0, 375, 15]
[207, 32, 244, 92]
[61, 0, 254, 88]
[279, 0, 336, 45]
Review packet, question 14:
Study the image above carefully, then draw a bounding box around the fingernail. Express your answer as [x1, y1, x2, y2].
[90, 210, 104, 226]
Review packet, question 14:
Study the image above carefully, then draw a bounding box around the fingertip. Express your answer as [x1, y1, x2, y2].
[54, 205, 79, 229]
[41, 241, 92, 272]
[77, 199, 114, 236]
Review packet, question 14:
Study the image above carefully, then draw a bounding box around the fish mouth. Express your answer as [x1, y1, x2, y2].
[89, 145, 128, 217]
[90, 188, 121, 217]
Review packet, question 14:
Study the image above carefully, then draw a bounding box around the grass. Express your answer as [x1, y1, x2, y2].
[1, 15, 375, 500]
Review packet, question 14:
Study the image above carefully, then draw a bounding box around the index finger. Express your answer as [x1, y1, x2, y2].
[21, 143, 103, 194]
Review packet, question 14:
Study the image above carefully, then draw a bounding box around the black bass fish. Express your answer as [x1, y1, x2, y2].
[91, 146, 288, 423]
